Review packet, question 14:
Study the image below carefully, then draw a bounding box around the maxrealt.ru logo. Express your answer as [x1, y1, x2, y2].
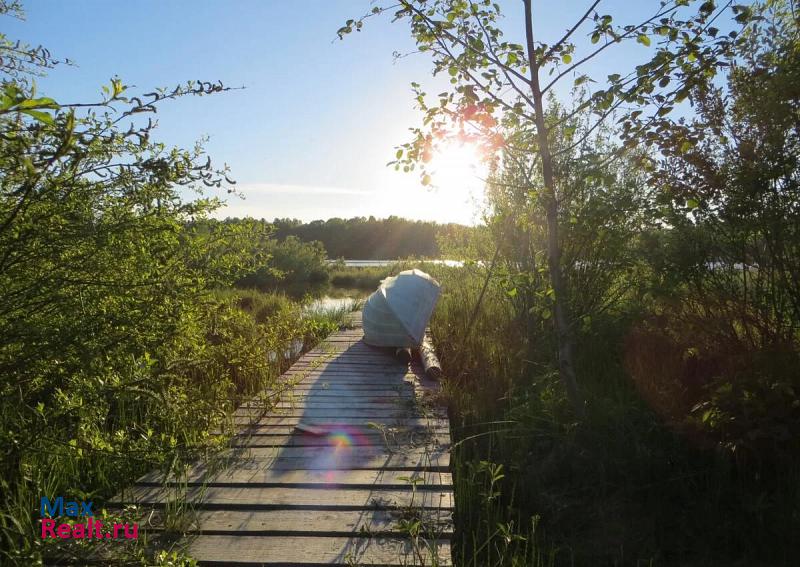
[40, 497, 138, 540]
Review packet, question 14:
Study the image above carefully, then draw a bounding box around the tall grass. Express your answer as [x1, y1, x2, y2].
[427, 265, 799, 566]
[329, 265, 394, 289]
[0, 288, 349, 565]
[329, 260, 455, 290]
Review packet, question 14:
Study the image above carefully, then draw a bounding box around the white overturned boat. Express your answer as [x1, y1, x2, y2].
[362, 269, 441, 348]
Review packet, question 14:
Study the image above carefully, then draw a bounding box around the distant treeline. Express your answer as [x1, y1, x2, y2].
[263, 216, 474, 259]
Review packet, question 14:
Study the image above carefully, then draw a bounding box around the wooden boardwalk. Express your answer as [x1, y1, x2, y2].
[119, 312, 452, 566]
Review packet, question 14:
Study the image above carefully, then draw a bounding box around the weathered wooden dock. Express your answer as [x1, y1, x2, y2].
[120, 312, 452, 565]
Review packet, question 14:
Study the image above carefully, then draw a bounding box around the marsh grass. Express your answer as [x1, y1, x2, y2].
[329, 265, 394, 289]
[427, 266, 799, 566]
[328, 259, 451, 290]
[0, 288, 350, 566]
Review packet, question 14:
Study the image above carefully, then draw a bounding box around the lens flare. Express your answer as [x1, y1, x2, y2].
[328, 431, 353, 448]
[298, 424, 375, 481]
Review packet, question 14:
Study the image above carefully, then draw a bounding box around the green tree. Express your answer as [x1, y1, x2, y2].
[341, 0, 753, 418]
[0, 5, 254, 561]
[649, 0, 800, 343]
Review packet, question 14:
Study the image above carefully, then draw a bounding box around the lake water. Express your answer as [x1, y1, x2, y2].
[304, 294, 363, 313]
[271, 289, 365, 361]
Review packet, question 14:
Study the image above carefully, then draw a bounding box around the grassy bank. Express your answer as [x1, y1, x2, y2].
[328, 260, 451, 290]
[425, 265, 799, 566]
[329, 265, 393, 290]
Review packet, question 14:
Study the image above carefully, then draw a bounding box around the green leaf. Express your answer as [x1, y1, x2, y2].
[421, 174, 431, 186]
[21, 109, 54, 125]
[561, 53, 572, 64]
[17, 97, 58, 110]
[395, 149, 403, 159]
[448, 66, 459, 77]
[637, 34, 651, 47]
[686, 198, 699, 209]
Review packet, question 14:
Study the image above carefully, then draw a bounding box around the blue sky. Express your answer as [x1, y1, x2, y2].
[7, 1, 677, 224]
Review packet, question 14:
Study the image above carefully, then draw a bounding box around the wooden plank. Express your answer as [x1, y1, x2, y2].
[228, 432, 452, 448]
[279, 370, 422, 379]
[134, 508, 453, 536]
[249, 395, 416, 404]
[270, 387, 410, 395]
[137, 468, 452, 489]
[263, 384, 438, 399]
[280, 374, 434, 387]
[304, 347, 395, 354]
[218, 445, 449, 460]
[282, 371, 417, 381]
[262, 400, 414, 409]
[305, 347, 389, 355]
[292, 355, 422, 370]
[220, 424, 450, 436]
[297, 353, 400, 361]
[255, 389, 416, 398]
[258, 385, 419, 396]
[287, 366, 420, 375]
[186, 535, 452, 566]
[233, 408, 447, 420]
[189, 451, 449, 471]
[121, 485, 454, 511]
[231, 416, 449, 428]
[279, 365, 419, 374]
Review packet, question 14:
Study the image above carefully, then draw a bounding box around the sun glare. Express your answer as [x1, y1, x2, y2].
[425, 141, 487, 223]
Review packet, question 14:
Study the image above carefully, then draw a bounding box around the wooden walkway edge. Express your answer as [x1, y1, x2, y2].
[116, 311, 453, 566]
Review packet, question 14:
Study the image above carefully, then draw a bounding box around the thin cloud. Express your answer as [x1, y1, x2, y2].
[235, 183, 372, 196]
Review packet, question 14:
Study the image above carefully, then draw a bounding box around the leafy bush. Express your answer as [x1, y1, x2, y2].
[0, 10, 345, 563]
[236, 236, 329, 293]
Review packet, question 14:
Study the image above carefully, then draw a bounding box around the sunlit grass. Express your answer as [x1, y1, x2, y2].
[426, 264, 800, 566]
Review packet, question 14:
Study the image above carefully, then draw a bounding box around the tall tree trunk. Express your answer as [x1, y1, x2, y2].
[523, 0, 586, 419]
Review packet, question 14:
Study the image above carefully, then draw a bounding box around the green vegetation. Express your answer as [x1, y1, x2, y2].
[234, 234, 330, 294]
[0, 7, 349, 564]
[328, 260, 462, 290]
[208, 218, 468, 295]
[337, 0, 800, 565]
[329, 264, 393, 290]
[2, 0, 799, 565]
[430, 263, 798, 565]
[269, 216, 473, 260]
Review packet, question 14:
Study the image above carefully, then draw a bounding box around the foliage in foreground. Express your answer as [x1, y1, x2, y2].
[420, 2, 800, 565]
[430, 264, 798, 567]
[0, 8, 346, 563]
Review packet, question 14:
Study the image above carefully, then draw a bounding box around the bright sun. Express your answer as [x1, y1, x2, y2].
[425, 141, 487, 223]
[378, 139, 489, 225]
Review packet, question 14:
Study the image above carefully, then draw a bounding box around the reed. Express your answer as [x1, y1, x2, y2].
[0, 289, 348, 565]
[428, 265, 800, 566]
